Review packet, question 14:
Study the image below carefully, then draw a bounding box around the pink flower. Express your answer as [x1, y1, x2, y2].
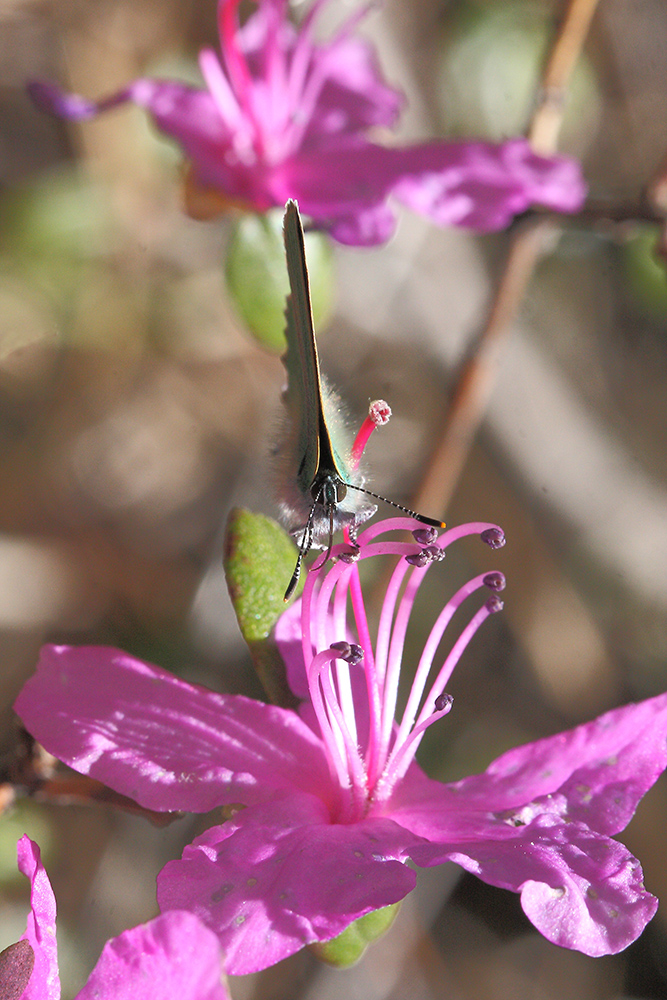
[14, 519, 667, 974]
[28, 0, 586, 245]
[7, 835, 229, 1000]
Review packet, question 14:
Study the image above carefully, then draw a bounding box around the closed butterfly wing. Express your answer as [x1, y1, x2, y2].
[276, 202, 443, 600]
[281, 201, 324, 501]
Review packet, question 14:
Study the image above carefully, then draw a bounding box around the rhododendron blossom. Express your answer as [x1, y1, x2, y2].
[28, 0, 586, 245]
[14, 519, 667, 975]
[6, 836, 229, 1000]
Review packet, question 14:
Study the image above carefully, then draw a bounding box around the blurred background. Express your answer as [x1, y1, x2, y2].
[1, 0, 667, 997]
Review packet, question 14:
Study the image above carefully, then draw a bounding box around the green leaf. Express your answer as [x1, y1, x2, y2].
[223, 508, 301, 705]
[310, 904, 401, 967]
[225, 209, 334, 353]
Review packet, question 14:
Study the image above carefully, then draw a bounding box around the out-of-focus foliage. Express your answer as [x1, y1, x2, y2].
[623, 225, 667, 315]
[436, 0, 601, 152]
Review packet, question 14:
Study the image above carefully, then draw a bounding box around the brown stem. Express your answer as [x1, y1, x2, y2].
[24, 774, 182, 826]
[565, 199, 665, 227]
[412, 218, 550, 516]
[413, 0, 601, 519]
[528, 0, 601, 154]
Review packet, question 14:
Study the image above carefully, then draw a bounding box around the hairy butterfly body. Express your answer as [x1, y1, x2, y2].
[277, 201, 443, 600]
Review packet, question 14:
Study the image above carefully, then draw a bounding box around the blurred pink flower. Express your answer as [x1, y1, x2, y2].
[15, 519, 667, 975]
[28, 0, 586, 245]
[8, 835, 229, 1000]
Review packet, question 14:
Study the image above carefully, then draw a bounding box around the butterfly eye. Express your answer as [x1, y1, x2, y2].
[334, 482, 347, 503]
[312, 476, 347, 506]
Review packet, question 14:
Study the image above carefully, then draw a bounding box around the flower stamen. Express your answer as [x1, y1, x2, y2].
[301, 519, 506, 815]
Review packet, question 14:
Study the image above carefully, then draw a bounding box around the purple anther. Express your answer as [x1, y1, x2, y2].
[480, 527, 506, 549]
[434, 692, 454, 712]
[412, 526, 439, 546]
[485, 595, 504, 614]
[406, 550, 431, 567]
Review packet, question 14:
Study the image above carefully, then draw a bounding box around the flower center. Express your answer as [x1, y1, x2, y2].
[204, 0, 376, 167]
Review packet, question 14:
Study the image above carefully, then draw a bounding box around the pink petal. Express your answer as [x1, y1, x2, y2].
[391, 693, 667, 838]
[157, 793, 418, 975]
[28, 79, 133, 120]
[276, 137, 586, 244]
[274, 599, 308, 700]
[238, 0, 402, 140]
[304, 36, 404, 142]
[124, 80, 249, 195]
[16, 836, 60, 1000]
[14, 645, 333, 813]
[411, 820, 657, 957]
[392, 138, 587, 226]
[76, 912, 229, 1000]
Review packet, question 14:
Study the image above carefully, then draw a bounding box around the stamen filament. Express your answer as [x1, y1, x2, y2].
[374, 557, 411, 689]
[412, 600, 501, 738]
[344, 565, 386, 785]
[377, 563, 427, 777]
[394, 573, 493, 750]
[219, 0, 263, 152]
[377, 699, 455, 798]
[198, 49, 243, 131]
[307, 649, 351, 787]
[331, 582, 357, 745]
[307, 649, 367, 817]
[299, 520, 506, 817]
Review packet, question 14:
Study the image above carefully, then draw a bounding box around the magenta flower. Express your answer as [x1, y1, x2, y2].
[14, 519, 667, 975]
[28, 0, 586, 245]
[7, 835, 229, 1000]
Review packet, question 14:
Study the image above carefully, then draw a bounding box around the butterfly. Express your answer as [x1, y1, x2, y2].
[277, 200, 444, 601]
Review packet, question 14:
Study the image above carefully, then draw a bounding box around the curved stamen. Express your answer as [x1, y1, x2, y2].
[285, 2, 378, 153]
[307, 648, 351, 785]
[354, 516, 444, 548]
[285, 0, 329, 116]
[373, 556, 411, 689]
[219, 0, 263, 151]
[345, 569, 379, 786]
[330, 582, 358, 746]
[260, 0, 285, 110]
[299, 521, 506, 818]
[376, 561, 429, 778]
[375, 697, 455, 801]
[385, 597, 504, 787]
[198, 49, 244, 132]
[413, 596, 504, 738]
[394, 573, 494, 753]
[307, 646, 367, 818]
[220, 0, 253, 96]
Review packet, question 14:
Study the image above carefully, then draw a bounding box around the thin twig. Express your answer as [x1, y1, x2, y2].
[411, 0, 601, 519]
[33, 775, 182, 826]
[529, 0, 601, 154]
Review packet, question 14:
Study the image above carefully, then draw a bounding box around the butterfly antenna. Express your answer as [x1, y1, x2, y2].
[284, 494, 320, 602]
[344, 482, 445, 529]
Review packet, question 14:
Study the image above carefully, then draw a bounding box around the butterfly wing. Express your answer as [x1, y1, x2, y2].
[282, 200, 323, 497]
[278, 201, 376, 550]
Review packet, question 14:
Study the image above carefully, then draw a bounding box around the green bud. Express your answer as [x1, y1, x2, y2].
[310, 904, 401, 968]
[223, 508, 300, 705]
[225, 209, 334, 353]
